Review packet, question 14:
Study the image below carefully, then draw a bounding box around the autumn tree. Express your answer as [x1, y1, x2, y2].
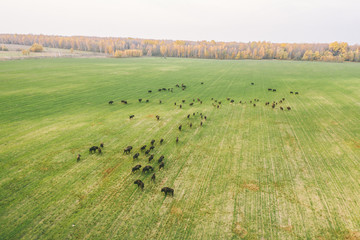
[29, 43, 43, 52]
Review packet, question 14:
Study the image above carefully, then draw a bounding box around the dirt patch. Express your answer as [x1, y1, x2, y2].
[171, 207, 183, 216]
[279, 225, 293, 233]
[242, 183, 259, 191]
[146, 115, 155, 118]
[345, 231, 360, 240]
[103, 167, 115, 178]
[233, 222, 247, 238]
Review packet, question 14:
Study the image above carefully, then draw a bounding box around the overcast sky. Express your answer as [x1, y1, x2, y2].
[1, 0, 359, 44]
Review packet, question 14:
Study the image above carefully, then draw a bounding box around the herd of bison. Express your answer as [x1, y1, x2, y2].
[78, 82, 299, 198]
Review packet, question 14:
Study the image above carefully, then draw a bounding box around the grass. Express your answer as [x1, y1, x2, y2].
[0, 44, 103, 60]
[0, 57, 359, 239]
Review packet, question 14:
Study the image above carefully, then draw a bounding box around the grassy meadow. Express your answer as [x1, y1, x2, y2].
[0, 58, 359, 239]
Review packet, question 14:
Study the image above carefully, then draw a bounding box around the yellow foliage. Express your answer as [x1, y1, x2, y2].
[29, 43, 43, 52]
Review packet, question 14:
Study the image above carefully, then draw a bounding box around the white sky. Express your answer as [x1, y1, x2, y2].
[1, 0, 359, 44]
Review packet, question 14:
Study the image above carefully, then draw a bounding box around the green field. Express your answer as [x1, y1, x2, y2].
[0, 58, 359, 239]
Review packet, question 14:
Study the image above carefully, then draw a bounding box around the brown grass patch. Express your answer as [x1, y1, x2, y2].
[171, 207, 183, 216]
[242, 183, 259, 191]
[233, 222, 247, 238]
[345, 231, 360, 240]
[103, 167, 115, 178]
[146, 115, 155, 118]
[279, 225, 293, 233]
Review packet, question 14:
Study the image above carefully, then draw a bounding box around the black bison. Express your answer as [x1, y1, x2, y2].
[287, 106, 291, 110]
[148, 90, 152, 93]
[251, 82, 254, 85]
[151, 139, 155, 145]
[129, 115, 135, 119]
[161, 187, 174, 196]
[230, 99, 234, 103]
[268, 88, 272, 91]
[201, 82, 204, 84]
[132, 165, 141, 173]
[189, 103, 194, 106]
[133, 153, 139, 160]
[145, 150, 150, 155]
[141, 145, 147, 150]
[280, 107, 284, 110]
[290, 91, 293, 94]
[156, 115, 160, 120]
[273, 89, 276, 92]
[178, 125, 182, 131]
[176, 137, 179, 143]
[77, 154, 81, 162]
[200, 121, 203, 126]
[159, 162, 165, 170]
[138, 99, 142, 103]
[204, 116, 207, 120]
[187, 114, 190, 119]
[151, 173, 156, 182]
[108, 101, 114, 104]
[189, 123, 192, 128]
[180, 104, 182, 108]
[227, 98, 230, 101]
[253, 104, 256, 107]
[149, 146, 155, 151]
[160, 138, 164, 144]
[146, 100, 149, 103]
[98, 148, 102, 154]
[142, 165, 154, 173]
[100, 143, 104, 148]
[124, 146, 133, 154]
[158, 89, 162, 92]
[134, 179, 144, 190]
[182, 100, 185, 103]
[148, 154, 154, 162]
[159, 100, 162, 104]
[158, 155, 164, 163]
[89, 146, 99, 153]
[295, 92, 299, 95]
[121, 100, 128, 104]
[174, 102, 177, 106]
[282, 98, 285, 101]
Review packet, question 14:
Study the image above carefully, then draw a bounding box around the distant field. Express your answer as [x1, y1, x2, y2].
[0, 58, 359, 239]
[0, 44, 104, 60]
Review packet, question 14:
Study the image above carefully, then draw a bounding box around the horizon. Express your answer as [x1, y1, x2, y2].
[1, 33, 358, 45]
[2, 0, 360, 45]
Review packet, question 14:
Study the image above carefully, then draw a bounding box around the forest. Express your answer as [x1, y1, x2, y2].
[1, 33, 359, 62]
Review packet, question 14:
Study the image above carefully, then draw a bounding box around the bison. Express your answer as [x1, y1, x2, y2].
[108, 101, 114, 104]
[142, 165, 154, 173]
[151, 139, 155, 145]
[178, 125, 182, 131]
[77, 154, 81, 162]
[159, 162, 165, 170]
[161, 187, 174, 196]
[133, 153, 139, 160]
[100, 143, 104, 148]
[124, 146, 133, 154]
[89, 146, 98, 153]
[158, 155, 164, 163]
[141, 145, 147, 151]
[148, 90, 152, 93]
[151, 173, 156, 182]
[160, 138, 164, 144]
[138, 99, 142, 103]
[148, 154, 154, 162]
[134, 179, 144, 190]
[132, 165, 141, 173]
[129, 115, 135, 119]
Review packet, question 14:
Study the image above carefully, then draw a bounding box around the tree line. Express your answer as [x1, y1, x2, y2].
[1, 34, 359, 62]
